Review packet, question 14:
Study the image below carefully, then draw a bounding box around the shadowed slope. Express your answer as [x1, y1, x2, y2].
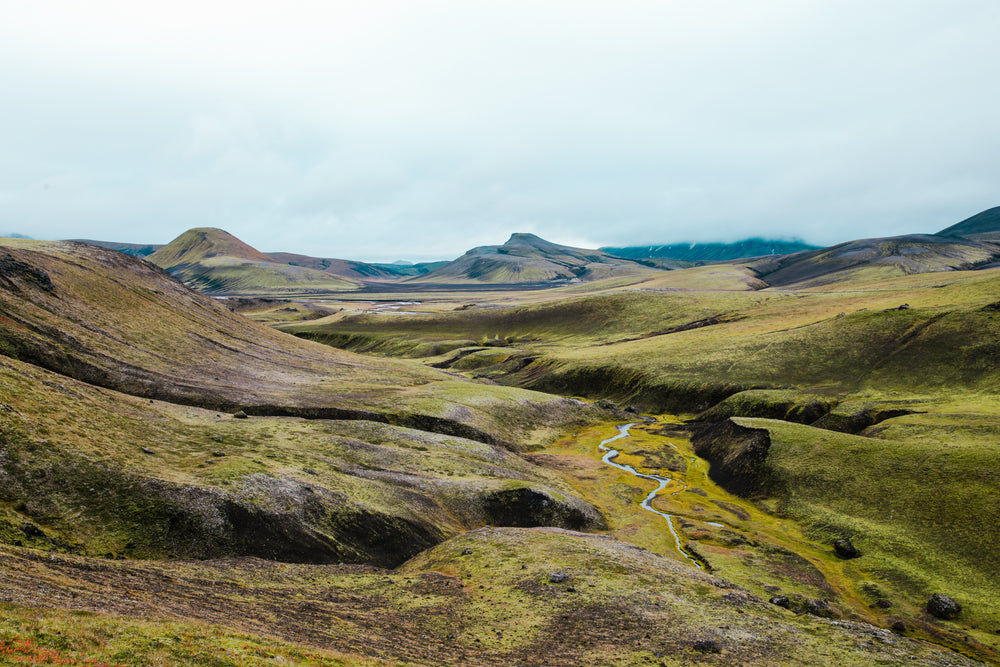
[0, 239, 598, 447]
[748, 234, 1000, 288]
[938, 205, 1000, 242]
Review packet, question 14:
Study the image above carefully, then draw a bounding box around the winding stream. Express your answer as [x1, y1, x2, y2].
[598, 423, 706, 569]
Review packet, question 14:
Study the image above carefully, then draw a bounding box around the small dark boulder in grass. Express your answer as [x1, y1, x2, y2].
[549, 571, 569, 583]
[21, 523, 44, 537]
[927, 593, 962, 620]
[833, 538, 860, 559]
[693, 639, 721, 654]
[769, 595, 791, 609]
[233, 410, 248, 419]
[803, 598, 839, 619]
[141, 446, 155, 454]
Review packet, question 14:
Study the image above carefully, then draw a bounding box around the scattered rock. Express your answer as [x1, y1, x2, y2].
[891, 620, 907, 634]
[21, 523, 44, 537]
[624, 405, 639, 414]
[927, 593, 961, 620]
[461, 547, 473, 556]
[595, 399, 617, 411]
[803, 598, 839, 619]
[211, 435, 224, 442]
[140, 446, 155, 455]
[211, 451, 226, 457]
[693, 639, 721, 654]
[870, 599, 892, 609]
[833, 538, 860, 559]
[304, 468, 318, 475]
[233, 410, 248, 419]
[549, 572, 569, 584]
[769, 595, 791, 609]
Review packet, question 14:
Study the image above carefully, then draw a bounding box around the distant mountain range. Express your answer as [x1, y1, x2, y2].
[602, 238, 819, 263]
[37, 204, 1000, 292]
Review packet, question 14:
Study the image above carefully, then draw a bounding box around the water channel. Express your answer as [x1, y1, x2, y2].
[598, 422, 710, 569]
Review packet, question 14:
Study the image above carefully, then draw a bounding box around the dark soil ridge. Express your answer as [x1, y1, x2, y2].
[688, 419, 780, 498]
[595, 314, 739, 346]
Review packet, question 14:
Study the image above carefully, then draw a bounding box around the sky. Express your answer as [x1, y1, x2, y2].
[2, 1, 999, 262]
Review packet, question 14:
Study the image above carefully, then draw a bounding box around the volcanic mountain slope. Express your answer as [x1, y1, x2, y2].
[147, 227, 361, 295]
[937, 204, 1000, 242]
[411, 232, 658, 284]
[265, 250, 410, 281]
[746, 233, 1000, 288]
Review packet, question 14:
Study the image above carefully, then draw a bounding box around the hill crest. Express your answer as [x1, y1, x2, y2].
[147, 228, 271, 268]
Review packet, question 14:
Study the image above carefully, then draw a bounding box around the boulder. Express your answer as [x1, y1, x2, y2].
[693, 639, 721, 654]
[769, 595, 791, 609]
[833, 538, 860, 559]
[927, 593, 961, 620]
[549, 572, 569, 583]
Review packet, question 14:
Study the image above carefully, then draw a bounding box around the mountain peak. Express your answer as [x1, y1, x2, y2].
[148, 228, 271, 268]
[937, 205, 1000, 241]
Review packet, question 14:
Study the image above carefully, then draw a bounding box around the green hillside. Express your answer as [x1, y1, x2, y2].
[148, 228, 361, 295]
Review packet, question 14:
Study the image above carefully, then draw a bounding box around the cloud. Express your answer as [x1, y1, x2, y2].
[1, 1, 999, 259]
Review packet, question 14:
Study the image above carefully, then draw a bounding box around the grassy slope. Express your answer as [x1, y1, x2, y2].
[284, 262, 1000, 660]
[147, 228, 360, 295]
[0, 528, 982, 667]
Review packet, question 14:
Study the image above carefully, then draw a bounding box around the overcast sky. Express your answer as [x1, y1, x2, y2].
[2, 1, 999, 261]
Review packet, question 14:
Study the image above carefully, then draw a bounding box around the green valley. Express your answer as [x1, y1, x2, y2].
[2, 216, 1000, 665]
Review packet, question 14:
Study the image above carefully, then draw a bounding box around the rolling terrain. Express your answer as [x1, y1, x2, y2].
[282, 209, 1000, 664]
[0, 236, 991, 664]
[6, 208, 1000, 665]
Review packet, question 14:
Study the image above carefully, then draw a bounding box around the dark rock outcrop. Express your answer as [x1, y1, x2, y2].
[833, 538, 860, 559]
[481, 487, 605, 531]
[689, 419, 777, 497]
[927, 593, 962, 620]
